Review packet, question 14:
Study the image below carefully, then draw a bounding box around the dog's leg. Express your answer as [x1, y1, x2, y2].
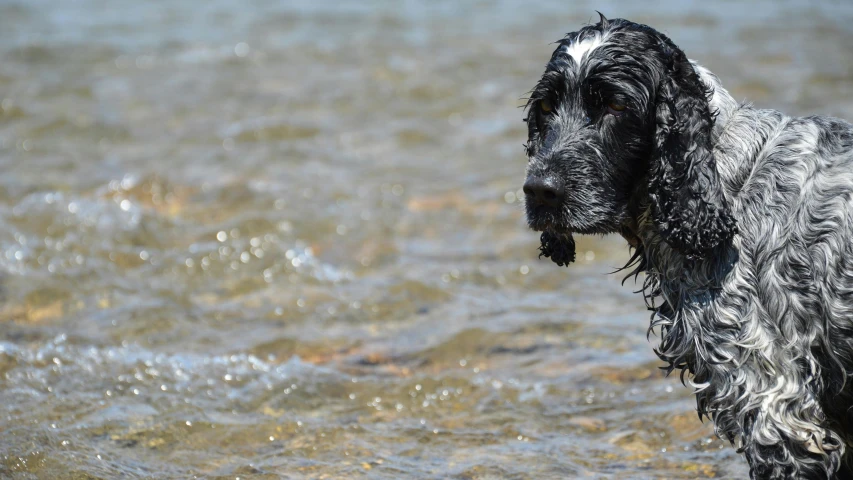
[656, 296, 845, 479]
[703, 336, 845, 479]
[740, 427, 843, 480]
[835, 458, 853, 480]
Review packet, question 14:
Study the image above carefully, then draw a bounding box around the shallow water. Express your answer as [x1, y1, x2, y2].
[1, 1, 853, 478]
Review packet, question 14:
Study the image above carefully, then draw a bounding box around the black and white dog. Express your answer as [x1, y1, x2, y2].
[522, 14, 853, 479]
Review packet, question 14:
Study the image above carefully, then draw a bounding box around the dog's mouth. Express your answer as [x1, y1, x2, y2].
[525, 204, 564, 232]
[528, 218, 553, 232]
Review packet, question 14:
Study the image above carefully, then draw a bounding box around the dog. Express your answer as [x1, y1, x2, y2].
[522, 14, 853, 479]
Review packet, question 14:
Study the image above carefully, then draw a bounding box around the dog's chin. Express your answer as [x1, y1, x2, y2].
[526, 214, 580, 235]
[527, 218, 554, 232]
[525, 205, 567, 233]
[527, 209, 610, 267]
[537, 229, 576, 267]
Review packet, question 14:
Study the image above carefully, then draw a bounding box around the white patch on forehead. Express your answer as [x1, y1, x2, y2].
[565, 32, 607, 66]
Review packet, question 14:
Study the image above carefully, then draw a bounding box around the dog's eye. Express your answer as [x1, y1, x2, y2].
[540, 100, 553, 114]
[607, 102, 627, 115]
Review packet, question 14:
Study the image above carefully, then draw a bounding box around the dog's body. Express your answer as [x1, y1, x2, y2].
[522, 16, 853, 479]
[644, 67, 853, 478]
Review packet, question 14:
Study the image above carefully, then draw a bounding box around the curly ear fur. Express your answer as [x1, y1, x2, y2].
[648, 43, 737, 259]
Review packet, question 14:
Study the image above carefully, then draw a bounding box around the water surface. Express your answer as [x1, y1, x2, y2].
[2, 1, 853, 478]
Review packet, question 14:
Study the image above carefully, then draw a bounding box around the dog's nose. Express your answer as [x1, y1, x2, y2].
[523, 176, 564, 208]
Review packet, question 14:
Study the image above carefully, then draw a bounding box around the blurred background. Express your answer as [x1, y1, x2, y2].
[1, 0, 852, 478]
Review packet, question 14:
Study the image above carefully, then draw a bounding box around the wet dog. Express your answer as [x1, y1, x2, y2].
[522, 14, 853, 479]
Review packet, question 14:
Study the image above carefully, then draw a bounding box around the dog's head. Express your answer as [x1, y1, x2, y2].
[523, 15, 736, 265]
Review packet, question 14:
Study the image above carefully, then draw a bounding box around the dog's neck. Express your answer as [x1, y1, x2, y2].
[690, 62, 740, 143]
[622, 63, 783, 288]
[624, 64, 747, 290]
[691, 62, 788, 199]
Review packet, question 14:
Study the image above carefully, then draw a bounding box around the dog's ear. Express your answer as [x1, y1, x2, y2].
[648, 46, 737, 259]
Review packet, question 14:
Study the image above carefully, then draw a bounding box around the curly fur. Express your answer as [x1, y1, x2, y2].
[538, 231, 576, 266]
[522, 15, 853, 479]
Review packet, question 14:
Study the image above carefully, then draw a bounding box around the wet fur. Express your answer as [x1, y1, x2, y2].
[523, 17, 853, 479]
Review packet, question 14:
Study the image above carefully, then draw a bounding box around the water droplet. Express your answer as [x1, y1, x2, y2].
[234, 42, 250, 57]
